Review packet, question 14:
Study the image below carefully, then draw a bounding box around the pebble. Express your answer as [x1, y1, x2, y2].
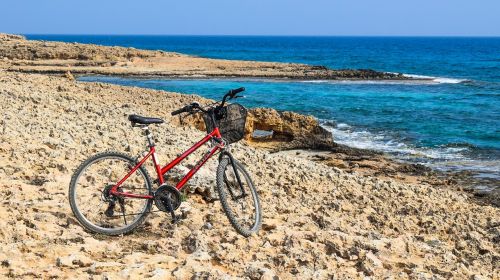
[203, 222, 213, 230]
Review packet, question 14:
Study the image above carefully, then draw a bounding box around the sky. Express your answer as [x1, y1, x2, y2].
[1, 0, 499, 36]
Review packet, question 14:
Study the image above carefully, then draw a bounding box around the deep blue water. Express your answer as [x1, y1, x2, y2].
[27, 35, 500, 183]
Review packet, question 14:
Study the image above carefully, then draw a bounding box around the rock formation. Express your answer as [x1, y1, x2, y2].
[246, 108, 334, 149]
[0, 71, 498, 279]
[0, 34, 413, 81]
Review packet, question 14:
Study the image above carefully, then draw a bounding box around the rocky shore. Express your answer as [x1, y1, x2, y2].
[0, 33, 499, 279]
[0, 70, 499, 279]
[183, 100, 499, 206]
[0, 33, 413, 81]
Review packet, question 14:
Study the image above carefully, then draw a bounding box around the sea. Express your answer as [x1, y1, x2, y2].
[26, 35, 500, 190]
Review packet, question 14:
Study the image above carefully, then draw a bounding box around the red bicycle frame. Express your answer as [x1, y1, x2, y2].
[110, 127, 225, 199]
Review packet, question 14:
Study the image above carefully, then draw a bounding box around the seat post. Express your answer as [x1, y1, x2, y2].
[141, 126, 155, 147]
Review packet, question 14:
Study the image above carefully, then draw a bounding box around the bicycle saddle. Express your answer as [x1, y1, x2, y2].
[128, 114, 164, 125]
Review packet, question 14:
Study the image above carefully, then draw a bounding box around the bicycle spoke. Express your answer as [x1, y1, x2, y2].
[103, 210, 161, 217]
[80, 199, 105, 218]
[224, 169, 255, 226]
[216, 157, 261, 236]
[71, 153, 152, 234]
[119, 187, 147, 191]
[120, 202, 127, 225]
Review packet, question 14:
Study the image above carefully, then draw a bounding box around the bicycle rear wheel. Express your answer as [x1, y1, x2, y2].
[216, 156, 262, 237]
[69, 151, 153, 235]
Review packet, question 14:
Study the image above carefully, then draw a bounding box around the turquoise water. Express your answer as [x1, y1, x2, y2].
[27, 35, 500, 181]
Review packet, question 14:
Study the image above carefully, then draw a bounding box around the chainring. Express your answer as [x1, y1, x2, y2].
[154, 185, 181, 212]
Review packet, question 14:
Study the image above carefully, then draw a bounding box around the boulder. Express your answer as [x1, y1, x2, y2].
[246, 108, 334, 149]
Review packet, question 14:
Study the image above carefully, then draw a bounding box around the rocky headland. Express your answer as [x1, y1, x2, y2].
[0, 34, 499, 279]
[0, 34, 412, 81]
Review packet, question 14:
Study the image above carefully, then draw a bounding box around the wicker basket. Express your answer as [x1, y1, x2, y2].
[203, 103, 247, 144]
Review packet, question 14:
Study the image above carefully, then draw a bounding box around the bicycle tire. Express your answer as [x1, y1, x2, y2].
[216, 157, 262, 237]
[69, 151, 153, 235]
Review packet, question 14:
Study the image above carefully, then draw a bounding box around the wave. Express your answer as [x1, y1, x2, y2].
[298, 80, 425, 85]
[80, 73, 471, 86]
[296, 74, 470, 85]
[401, 73, 469, 84]
[320, 120, 500, 178]
[321, 120, 466, 160]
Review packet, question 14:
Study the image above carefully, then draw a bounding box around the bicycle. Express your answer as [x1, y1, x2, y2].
[69, 87, 262, 237]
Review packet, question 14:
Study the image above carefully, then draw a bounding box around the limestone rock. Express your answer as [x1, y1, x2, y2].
[0, 67, 497, 280]
[246, 107, 334, 149]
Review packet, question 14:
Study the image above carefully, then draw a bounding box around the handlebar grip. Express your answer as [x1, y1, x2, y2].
[171, 107, 188, 116]
[228, 87, 245, 96]
[171, 102, 201, 116]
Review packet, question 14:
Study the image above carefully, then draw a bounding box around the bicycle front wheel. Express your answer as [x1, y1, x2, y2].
[69, 151, 153, 235]
[216, 157, 262, 237]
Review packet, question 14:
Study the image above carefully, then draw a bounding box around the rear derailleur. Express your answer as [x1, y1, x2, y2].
[102, 185, 125, 218]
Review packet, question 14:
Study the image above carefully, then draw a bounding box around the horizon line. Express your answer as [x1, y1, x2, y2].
[20, 33, 500, 38]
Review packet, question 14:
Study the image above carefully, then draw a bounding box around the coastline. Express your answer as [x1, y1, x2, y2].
[0, 33, 422, 81]
[0, 69, 498, 279]
[76, 74, 450, 85]
[0, 33, 499, 278]
[74, 75, 499, 201]
[1, 33, 496, 199]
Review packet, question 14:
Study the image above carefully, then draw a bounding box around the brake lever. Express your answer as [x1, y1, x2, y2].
[233, 95, 246, 99]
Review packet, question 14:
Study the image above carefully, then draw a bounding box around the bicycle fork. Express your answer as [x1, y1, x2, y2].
[219, 151, 247, 200]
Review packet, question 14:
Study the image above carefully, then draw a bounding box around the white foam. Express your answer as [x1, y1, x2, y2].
[321, 121, 468, 161]
[402, 73, 467, 84]
[299, 79, 432, 85]
[321, 120, 499, 180]
[336, 123, 351, 129]
[433, 77, 467, 84]
[297, 74, 468, 85]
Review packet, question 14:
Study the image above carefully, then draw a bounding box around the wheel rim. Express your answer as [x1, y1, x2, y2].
[221, 162, 259, 232]
[72, 156, 150, 232]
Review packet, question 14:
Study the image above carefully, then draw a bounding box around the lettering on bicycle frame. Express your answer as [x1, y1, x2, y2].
[194, 149, 213, 171]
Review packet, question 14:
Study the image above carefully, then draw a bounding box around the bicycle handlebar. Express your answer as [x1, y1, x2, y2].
[171, 107, 189, 116]
[220, 87, 245, 107]
[171, 102, 200, 116]
[228, 87, 245, 97]
[171, 87, 246, 116]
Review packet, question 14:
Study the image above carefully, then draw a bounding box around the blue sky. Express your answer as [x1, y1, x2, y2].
[1, 0, 499, 36]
